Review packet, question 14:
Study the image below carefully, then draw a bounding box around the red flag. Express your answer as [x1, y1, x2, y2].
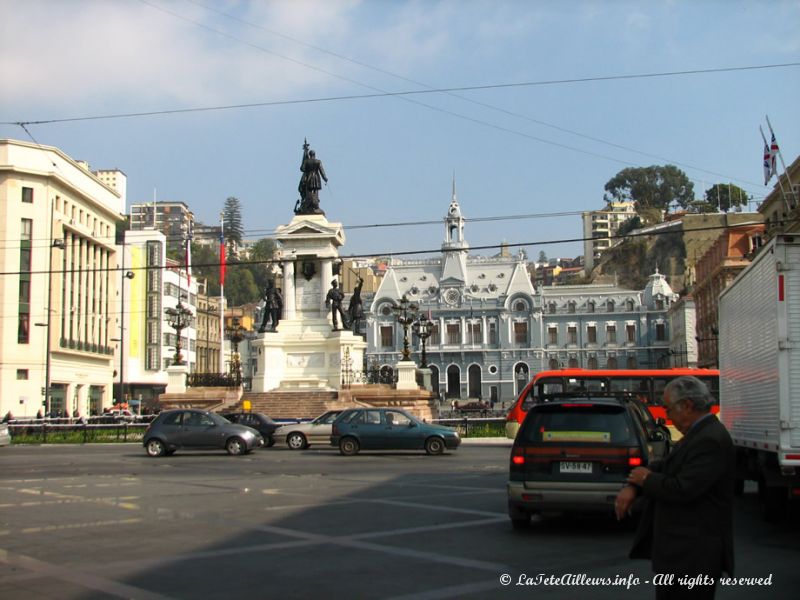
[219, 231, 226, 286]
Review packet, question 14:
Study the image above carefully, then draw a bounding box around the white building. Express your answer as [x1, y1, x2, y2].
[582, 200, 637, 273]
[0, 139, 125, 417]
[119, 229, 197, 407]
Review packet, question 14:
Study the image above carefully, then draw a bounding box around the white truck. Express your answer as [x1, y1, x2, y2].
[718, 234, 800, 521]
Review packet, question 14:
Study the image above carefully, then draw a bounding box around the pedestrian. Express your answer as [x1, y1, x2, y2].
[615, 376, 734, 599]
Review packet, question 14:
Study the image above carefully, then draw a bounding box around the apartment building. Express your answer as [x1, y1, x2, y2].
[582, 200, 637, 273]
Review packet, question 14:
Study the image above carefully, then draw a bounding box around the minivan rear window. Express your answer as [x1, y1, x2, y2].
[520, 405, 636, 445]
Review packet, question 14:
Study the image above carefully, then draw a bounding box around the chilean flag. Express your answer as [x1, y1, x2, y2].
[219, 231, 226, 286]
[763, 140, 772, 185]
[769, 131, 779, 178]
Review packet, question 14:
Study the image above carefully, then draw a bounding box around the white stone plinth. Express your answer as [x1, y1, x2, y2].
[165, 365, 189, 394]
[395, 360, 419, 390]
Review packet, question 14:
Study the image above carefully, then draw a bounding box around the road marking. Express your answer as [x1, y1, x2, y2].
[0, 547, 176, 600]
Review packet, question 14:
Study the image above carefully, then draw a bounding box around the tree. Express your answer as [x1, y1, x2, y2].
[223, 197, 244, 250]
[604, 165, 694, 211]
[224, 261, 259, 306]
[703, 183, 750, 213]
[537, 251, 548, 264]
[246, 238, 278, 292]
[190, 242, 221, 296]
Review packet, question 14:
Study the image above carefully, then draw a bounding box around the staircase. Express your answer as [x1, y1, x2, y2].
[235, 390, 341, 420]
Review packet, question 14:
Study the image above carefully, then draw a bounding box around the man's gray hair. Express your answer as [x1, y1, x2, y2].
[664, 376, 714, 411]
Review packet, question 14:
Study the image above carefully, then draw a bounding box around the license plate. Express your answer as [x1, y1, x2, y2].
[559, 461, 593, 474]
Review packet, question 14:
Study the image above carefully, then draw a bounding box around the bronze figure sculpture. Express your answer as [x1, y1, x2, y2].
[258, 280, 283, 332]
[295, 139, 328, 215]
[325, 279, 346, 331]
[347, 276, 364, 335]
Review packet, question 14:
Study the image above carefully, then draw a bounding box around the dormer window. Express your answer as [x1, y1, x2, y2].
[606, 300, 615, 313]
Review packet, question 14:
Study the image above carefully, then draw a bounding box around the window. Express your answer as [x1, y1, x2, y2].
[655, 298, 665, 310]
[21, 219, 33, 241]
[656, 322, 667, 341]
[626, 299, 635, 312]
[513, 300, 527, 312]
[606, 324, 617, 344]
[587, 325, 597, 344]
[607, 357, 618, 369]
[548, 326, 558, 345]
[468, 321, 482, 344]
[548, 302, 557, 314]
[587, 301, 595, 313]
[22, 187, 33, 203]
[380, 326, 393, 348]
[18, 313, 30, 343]
[19, 279, 30, 304]
[446, 323, 460, 345]
[20, 246, 31, 272]
[429, 323, 440, 345]
[17, 369, 29, 380]
[606, 300, 615, 313]
[514, 321, 528, 345]
[567, 326, 577, 345]
[489, 320, 497, 345]
[568, 301, 576, 314]
[587, 356, 598, 369]
[626, 324, 636, 343]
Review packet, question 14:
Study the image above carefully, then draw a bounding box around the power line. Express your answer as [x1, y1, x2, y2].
[1, 218, 785, 279]
[6, 62, 796, 128]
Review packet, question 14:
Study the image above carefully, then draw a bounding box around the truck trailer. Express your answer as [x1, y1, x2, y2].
[718, 234, 800, 520]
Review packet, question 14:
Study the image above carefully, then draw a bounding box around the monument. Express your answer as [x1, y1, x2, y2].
[251, 141, 367, 392]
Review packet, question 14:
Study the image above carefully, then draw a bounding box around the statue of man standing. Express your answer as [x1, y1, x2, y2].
[296, 139, 328, 215]
[258, 280, 283, 333]
[325, 280, 346, 331]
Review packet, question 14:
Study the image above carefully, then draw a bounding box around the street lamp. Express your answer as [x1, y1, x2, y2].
[165, 296, 193, 366]
[225, 317, 246, 383]
[392, 295, 418, 361]
[411, 313, 434, 368]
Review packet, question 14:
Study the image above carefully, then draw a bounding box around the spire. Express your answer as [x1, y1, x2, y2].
[452, 172, 457, 202]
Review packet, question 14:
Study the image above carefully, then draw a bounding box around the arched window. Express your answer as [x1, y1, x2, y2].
[626, 356, 638, 369]
[587, 356, 598, 370]
[607, 357, 618, 369]
[548, 358, 559, 370]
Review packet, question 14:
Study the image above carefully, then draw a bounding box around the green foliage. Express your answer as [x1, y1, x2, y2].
[616, 215, 642, 237]
[537, 250, 548, 263]
[224, 261, 260, 306]
[604, 165, 694, 211]
[703, 183, 750, 213]
[191, 242, 221, 296]
[247, 238, 278, 292]
[223, 197, 244, 247]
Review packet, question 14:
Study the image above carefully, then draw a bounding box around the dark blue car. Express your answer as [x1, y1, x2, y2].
[330, 408, 460, 456]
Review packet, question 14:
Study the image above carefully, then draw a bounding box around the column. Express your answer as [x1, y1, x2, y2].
[283, 259, 296, 319]
[320, 258, 332, 316]
[460, 316, 466, 345]
[482, 316, 488, 345]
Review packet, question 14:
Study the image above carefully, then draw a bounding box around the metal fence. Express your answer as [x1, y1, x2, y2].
[7, 420, 151, 444]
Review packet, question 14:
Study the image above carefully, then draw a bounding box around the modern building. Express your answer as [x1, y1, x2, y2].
[366, 189, 678, 406]
[0, 139, 125, 417]
[118, 229, 197, 406]
[129, 201, 194, 258]
[582, 200, 637, 273]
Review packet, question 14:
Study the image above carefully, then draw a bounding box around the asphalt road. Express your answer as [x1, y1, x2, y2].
[0, 443, 797, 600]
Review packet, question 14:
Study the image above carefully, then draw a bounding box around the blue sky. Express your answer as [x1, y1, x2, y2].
[2, 0, 798, 261]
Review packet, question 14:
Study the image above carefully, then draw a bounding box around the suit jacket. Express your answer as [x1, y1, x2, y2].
[629, 414, 735, 576]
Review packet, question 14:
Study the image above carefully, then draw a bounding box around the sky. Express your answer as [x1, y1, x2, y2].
[1, 0, 798, 262]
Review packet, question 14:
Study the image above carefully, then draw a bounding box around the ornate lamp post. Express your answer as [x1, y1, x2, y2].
[411, 313, 434, 368]
[392, 295, 418, 361]
[225, 317, 246, 383]
[165, 297, 194, 366]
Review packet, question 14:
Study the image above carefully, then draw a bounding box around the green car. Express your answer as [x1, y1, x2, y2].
[330, 408, 460, 456]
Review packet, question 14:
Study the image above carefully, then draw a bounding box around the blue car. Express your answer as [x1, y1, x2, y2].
[330, 408, 460, 456]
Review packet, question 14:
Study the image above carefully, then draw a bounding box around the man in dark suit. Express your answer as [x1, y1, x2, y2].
[615, 376, 734, 599]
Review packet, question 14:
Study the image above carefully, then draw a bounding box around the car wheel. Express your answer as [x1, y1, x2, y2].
[424, 437, 445, 455]
[145, 439, 166, 457]
[226, 437, 246, 456]
[339, 437, 359, 456]
[287, 432, 307, 450]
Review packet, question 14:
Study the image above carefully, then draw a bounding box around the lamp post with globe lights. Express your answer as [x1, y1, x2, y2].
[165, 296, 193, 366]
[392, 295, 418, 361]
[411, 313, 434, 368]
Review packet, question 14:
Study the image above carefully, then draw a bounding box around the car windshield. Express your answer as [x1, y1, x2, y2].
[520, 404, 636, 445]
[315, 411, 341, 424]
[211, 413, 231, 425]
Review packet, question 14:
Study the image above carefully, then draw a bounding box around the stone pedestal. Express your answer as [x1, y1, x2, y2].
[165, 365, 189, 394]
[252, 214, 368, 392]
[395, 360, 419, 390]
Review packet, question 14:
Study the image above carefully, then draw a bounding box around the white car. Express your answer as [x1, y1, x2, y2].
[0, 422, 10, 446]
[274, 410, 343, 449]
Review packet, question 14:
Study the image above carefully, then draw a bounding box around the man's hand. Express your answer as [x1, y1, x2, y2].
[615, 485, 637, 520]
[626, 466, 651, 487]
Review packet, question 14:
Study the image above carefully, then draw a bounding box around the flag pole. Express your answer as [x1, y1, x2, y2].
[761, 125, 791, 212]
[219, 213, 225, 375]
[766, 115, 799, 209]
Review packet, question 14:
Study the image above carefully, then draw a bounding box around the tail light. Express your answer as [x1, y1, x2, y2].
[627, 447, 643, 467]
[510, 446, 525, 466]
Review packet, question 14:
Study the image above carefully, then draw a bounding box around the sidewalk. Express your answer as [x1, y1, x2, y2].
[460, 436, 513, 446]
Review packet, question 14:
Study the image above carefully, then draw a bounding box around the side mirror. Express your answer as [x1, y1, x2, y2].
[408, 422, 417, 428]
[655, 417, 667, 427]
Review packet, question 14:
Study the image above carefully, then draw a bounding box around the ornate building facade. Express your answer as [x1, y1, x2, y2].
[366, 189, 680, 405]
